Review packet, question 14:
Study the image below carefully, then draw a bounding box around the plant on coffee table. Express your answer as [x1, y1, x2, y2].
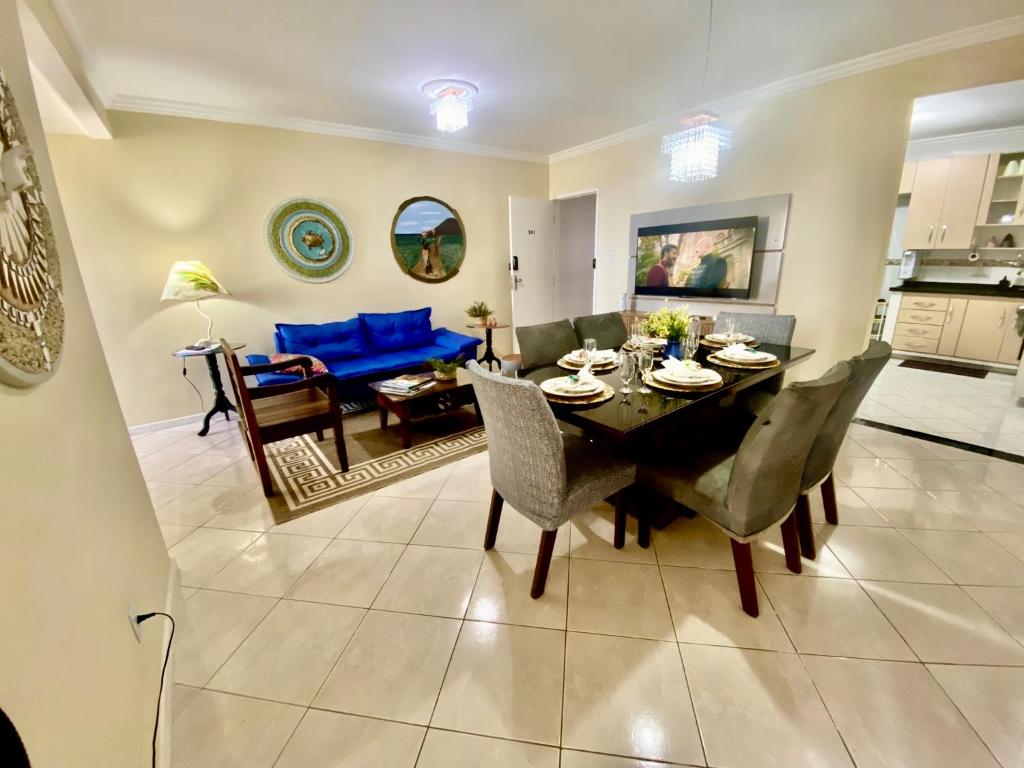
[427, 355, 463, 381]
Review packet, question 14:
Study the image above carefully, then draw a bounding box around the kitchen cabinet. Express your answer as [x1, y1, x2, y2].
[898, 162, 916, 195]
[902, 155, 988, 250]
[955, 299, 1016, 361]
[936, 298, 966, 356]
[997, 303, 1024, 364]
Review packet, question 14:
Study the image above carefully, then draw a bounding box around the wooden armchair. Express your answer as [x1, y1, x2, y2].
[220, 339, 349, 497]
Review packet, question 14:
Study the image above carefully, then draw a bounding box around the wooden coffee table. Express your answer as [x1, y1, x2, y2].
[369, 368, 482, 449]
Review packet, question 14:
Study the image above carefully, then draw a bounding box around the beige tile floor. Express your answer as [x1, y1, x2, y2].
[136, 415, 1024, 767]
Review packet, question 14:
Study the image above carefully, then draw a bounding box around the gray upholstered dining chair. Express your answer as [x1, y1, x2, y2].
[636, 362, 850, 616]
[573, 312, 628, 350]
[714, 311, 797, 346]
[794, 341, 891, 559]
[467, 361, 636, 598]
[515, 319, 580, 370]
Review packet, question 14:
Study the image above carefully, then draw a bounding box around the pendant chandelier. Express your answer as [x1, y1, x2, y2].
[662, 0, 731, 182]
[422, 79, 478, 133]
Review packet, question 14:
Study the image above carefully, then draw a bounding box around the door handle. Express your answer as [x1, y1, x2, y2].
[940, 224, 947, 243]
[998, 309, 1007, 329]
[927, 224, 934, 243]
[945, 306, 953, 324]
[511, 255, 519, 271]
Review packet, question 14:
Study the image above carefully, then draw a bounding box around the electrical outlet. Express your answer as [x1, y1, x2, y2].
[128, 603, 142, 643]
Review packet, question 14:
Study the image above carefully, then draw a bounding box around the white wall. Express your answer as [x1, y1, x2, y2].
[0, 2, 169, 765]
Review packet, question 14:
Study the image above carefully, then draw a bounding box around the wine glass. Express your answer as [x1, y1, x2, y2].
[583, 337, 597, 365]
[618, 350, 635, 394]
[636, 350, 654, 394]
[682, 331, 699, 361]
[723, 315, 736, 340]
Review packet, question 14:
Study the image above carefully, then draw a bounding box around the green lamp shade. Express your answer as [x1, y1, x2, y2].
[160, 260, 229, 301]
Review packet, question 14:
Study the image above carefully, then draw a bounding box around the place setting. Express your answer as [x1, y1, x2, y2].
[706, 342, 780, 369]
[557, 338, 619, 372]
[540, 361, 616, 406]
[700, 330, 758, 349]
[642, 355, 724, 393]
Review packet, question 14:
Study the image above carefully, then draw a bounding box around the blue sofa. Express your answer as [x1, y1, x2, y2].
[245, 307, 481, 393]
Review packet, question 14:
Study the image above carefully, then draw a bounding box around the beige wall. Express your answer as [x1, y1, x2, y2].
[550, 36, 1024, 379]
[47, 114, 547, 426]
[0, 1, 169, 766]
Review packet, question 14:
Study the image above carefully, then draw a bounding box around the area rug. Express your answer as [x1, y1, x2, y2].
[898, 359, 988, 379]
[263, 408, 486, 523]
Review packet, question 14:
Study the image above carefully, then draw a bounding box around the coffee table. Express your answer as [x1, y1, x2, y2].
[369, 367, 482, 449]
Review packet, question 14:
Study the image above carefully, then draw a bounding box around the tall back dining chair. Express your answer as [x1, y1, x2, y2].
[573, 312, 628, 350]
[467, 361, 636, 597]
[515, 319, 580, 369]
[794, 340, 891, 559]
[637, 362, 850, 616]
[714, 311, 796, 346]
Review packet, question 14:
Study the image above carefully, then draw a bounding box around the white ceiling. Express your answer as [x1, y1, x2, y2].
[910, 80, 1024, 140]
[47, 0, 1024, 156]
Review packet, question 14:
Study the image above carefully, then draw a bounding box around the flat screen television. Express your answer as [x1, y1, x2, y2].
[634, 215, 758, 299]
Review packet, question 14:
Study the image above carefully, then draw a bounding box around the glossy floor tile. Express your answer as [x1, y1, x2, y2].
[273, 709, 425, 768]
[416, 729, 559, 768]
[567, 559, 674, 640]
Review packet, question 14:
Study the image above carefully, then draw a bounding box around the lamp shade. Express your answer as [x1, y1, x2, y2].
[160, 260, 229, 301]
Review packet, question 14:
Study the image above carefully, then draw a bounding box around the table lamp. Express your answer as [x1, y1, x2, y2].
[160, 260, 229, 347]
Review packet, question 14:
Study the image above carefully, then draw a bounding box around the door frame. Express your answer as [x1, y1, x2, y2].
[553, 187, 600, 315]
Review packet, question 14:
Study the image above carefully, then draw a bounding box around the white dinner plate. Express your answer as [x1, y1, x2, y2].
[540, 376, 603, 397]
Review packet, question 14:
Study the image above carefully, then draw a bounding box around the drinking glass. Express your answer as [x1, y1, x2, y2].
[618, 350, 635, 394]
[630, 320, 643, 346]
[682, 331, 699, 361]
[636, 350, 654, 394]
[723, 315, 736, 339]
[583, 337, 597, 364]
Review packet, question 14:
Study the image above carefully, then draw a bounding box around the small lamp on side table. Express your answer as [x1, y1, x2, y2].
[160, 260, 229, 347]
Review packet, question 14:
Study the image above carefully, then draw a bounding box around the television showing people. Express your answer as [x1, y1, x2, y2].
[635, 216, 757, 299]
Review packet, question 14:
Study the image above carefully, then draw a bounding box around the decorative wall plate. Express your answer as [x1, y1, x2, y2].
[265, 198, 354, 283]
[0, 67, 65, 387]
[390, 196, 465, 283]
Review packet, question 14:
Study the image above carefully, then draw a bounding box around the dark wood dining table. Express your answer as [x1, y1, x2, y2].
[523, 343, 815, 447]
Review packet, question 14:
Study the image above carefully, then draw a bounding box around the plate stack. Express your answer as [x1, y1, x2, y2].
[701, 332, 757, 349]
[645, 363, 723, 393]
[621, 337, 667, 355]
[558, 349, 619, 371]
[540, 376, 615, 405]
[706, 345, 779, 369]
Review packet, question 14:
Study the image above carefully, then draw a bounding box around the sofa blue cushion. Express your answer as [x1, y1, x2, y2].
[275, 319, 366, 362]
[359, 308, 433, 352]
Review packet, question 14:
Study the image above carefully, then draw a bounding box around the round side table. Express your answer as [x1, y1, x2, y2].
[172, 342, 246, 436]
[467, 323, 509, 371]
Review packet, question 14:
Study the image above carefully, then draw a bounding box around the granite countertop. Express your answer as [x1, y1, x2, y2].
[891, 281, 1024, 298]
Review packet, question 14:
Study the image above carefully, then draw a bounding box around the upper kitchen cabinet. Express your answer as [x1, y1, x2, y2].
[977, 151, 1024, 226]
[898, 162, 916, 195]
[902, 155, 989, 250]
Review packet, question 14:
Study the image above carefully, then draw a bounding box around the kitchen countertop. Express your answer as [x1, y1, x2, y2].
[890, 281, 1024, 298]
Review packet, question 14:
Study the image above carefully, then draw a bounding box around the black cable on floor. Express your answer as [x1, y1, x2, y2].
[136, 611, 175, 768]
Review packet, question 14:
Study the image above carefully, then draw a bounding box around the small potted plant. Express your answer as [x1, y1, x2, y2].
[427, 355, 463, 381]
[466, 300, 492, 327]
[642, 306, 691, 358]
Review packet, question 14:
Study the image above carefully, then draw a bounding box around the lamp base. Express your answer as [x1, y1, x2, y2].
[195, 338, 217, 349]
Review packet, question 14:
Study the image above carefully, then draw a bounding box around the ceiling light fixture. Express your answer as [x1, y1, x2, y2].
[422, 79, 478, 133]
[662, 0, 731, 182]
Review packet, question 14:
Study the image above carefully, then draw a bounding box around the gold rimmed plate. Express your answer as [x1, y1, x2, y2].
[700, 338, 760, 349]
[706, 352, 780, 370]
[643, 371, 723, 393]
[542, 381, 616, 405]
[557, 355, 619, 371]
[653, 367, 723, 388]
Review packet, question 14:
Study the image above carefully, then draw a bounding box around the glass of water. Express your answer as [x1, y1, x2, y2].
[618, 350, 635, 394]
[636, 350, 654, 394]
[723, 315, 736, 339]
[583, 337, 597, 365]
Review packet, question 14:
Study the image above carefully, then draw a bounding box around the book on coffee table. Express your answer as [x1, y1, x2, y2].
[377, 374, 435, 395]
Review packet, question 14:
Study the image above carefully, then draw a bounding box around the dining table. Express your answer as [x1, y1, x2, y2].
[523, 342, 815, 448]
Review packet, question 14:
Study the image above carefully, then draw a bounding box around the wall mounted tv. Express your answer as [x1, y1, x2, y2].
[634, 215, 758, 299]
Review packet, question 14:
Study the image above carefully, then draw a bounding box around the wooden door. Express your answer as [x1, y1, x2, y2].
[997, 302, 1024, 363]
[936, 298, 967, 356]
[955, 299, 1010, 361]
[903, 159, 949, 250]
[937, 155, 989, 249]
[508, 196, 557, 343]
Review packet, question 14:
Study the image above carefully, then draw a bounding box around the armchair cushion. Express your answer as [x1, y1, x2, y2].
[269, 352, 328, 376]
[275, 319, 367, 362]
[359, 308, 433, 352]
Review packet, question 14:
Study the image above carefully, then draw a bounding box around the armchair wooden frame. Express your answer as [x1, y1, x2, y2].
[220, 339, 349, 496]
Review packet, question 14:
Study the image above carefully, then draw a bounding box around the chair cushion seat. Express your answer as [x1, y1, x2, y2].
[252, 388, 332, 428]
[562, 434, 636, 521]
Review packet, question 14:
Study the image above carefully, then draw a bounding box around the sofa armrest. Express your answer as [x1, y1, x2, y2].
[433, 327, 484, 352]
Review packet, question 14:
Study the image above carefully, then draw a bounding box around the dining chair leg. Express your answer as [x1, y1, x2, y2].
[730, 539, 759, 618]
[637, 506, 651, 549]
[531, 529, 557, 599]
[780, 512, 802, 574]
[484, 490, 503, 550]
[613, 492, 626, 549]
[795, 493, 817, 561]
[821, 473, 839, 525]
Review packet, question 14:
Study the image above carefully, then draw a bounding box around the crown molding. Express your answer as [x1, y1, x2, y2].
[47, 0, 110, 105]
[906, 125, 1024, 162]
[549, 14, 1024, 164]
[107, 95, 548, 163]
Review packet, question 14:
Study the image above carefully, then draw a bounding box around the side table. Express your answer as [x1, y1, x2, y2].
[466, 323, 509, 371]
[173, 342, 246, 436]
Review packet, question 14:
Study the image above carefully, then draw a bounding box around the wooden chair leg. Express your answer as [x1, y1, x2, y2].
[531, 529, 558, 599]
[315, 429, 324, 442]
[821, 473, 839, 525]
[484, 490, 503, 550]
[253, 444, 274, 497]
[613, 492, 626, 549]
[795, 493, 817, 561]
[637, 505, 651, 549]
[730, 539, 759, 617]
[780, 511, 803, 574]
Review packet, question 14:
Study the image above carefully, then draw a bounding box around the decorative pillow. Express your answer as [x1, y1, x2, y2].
[275, 318, 367, 362]
[359, 308, 433, 352]
[269, 353, 328, 376]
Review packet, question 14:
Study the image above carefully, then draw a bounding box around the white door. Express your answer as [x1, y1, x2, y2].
[509, 196, 557, 340]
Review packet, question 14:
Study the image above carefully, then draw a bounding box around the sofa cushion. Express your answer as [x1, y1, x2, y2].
[359, 308, 433, 352]
[275, 319, 366, 362]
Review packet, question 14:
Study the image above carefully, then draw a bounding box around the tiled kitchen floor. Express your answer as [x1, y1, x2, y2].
[139, 415, 1024, 767]
[858, 359, 1024, 455]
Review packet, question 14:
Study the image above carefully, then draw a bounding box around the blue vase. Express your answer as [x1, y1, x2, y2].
[665, 340, 682, 358]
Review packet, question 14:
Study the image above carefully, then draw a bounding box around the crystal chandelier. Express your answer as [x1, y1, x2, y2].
[662, 0, 731, 182]
[422, 80, 478, 133]
[661, 113, 732, 182]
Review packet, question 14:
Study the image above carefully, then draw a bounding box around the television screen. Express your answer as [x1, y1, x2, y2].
[634, 216, 758, 299]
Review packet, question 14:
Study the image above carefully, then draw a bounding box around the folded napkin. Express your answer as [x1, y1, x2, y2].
[571, 348, 617, 363]
[662, 356, 700, 373]
[559, 364, 600, 393]
[719, 343, 775, 363]
[659, 356, 718, 383]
